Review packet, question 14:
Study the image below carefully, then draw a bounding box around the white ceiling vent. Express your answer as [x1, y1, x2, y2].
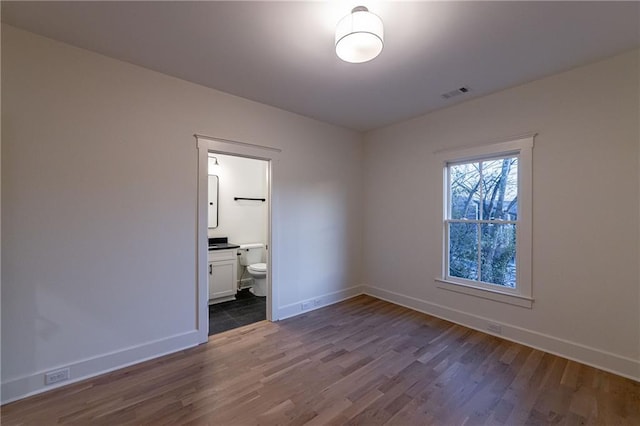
[441, 86, 471, 99]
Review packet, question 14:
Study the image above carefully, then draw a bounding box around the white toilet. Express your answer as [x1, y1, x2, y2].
[238, 243, 267, 297]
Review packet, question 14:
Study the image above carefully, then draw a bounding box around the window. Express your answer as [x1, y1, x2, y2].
[436, 136, 534, 308]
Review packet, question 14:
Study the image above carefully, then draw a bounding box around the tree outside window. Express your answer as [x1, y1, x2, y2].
[447, 156, 518, 287]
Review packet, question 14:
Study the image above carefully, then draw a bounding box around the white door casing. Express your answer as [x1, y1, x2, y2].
[196, 134, 281, 343]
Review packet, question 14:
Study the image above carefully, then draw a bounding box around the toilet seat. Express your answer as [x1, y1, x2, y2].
[248, 262, 267, 273]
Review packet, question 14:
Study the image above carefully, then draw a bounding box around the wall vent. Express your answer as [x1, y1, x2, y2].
[441, 86, 471, 99]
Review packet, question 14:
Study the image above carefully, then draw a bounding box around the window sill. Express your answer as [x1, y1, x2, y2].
[435, 278, 533, 309]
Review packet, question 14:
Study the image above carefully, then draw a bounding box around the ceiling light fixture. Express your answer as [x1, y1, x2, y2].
[335, 6, 384, 64]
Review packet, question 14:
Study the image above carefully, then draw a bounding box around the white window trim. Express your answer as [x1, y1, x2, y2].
[435, 135, 535, 309]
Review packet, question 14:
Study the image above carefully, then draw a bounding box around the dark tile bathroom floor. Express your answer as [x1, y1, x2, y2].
[208, 289, 266, 335]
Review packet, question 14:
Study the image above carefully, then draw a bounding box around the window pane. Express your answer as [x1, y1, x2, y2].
[480, 157, 518, 220]
[480, 223, 516, 287]
[449, 222, 478, 280]
[449, 163, 480, 219]
[505, 159, 518, 219]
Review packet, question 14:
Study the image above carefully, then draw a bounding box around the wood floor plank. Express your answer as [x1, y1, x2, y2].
[2, 295, 638, 425]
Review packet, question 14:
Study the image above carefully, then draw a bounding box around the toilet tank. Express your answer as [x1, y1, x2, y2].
[238, 243, 264, 266]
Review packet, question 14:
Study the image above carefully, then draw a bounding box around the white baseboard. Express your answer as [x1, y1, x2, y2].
[277, 285, 365, 320]
[7, 285, 634, 405]
[364, 286, 640, 382]
[1, 330, 201, 405]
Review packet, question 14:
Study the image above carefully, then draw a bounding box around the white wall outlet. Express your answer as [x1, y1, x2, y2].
[487, 323, 502, 335]
[301, 301, 312, 310]
[45, 368, 70, 385]
[313, 298, 321, 307]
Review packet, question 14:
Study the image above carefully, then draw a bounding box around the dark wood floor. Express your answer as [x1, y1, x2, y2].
[2, 295, 639, 425]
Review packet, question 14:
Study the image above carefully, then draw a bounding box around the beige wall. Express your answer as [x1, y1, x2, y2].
[1, 26, 363, 401]
[363, 49, 640, 379]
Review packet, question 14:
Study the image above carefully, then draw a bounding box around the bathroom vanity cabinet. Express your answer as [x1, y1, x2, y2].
[208, 249, 238, 303]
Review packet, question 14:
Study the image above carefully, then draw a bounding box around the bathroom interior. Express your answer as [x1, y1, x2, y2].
[207, 152, 269, 335]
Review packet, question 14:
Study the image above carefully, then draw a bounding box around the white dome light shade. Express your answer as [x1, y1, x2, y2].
[335, 6, 384, 64]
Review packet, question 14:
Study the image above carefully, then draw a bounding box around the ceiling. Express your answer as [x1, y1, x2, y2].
[2, 1, 639, 131]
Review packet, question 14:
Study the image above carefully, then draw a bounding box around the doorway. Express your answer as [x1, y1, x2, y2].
[196, 135, 280, 343]
[206, 153, 269, 335]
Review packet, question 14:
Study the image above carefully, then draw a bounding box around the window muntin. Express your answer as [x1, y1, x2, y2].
[445, 155, 519, 288]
